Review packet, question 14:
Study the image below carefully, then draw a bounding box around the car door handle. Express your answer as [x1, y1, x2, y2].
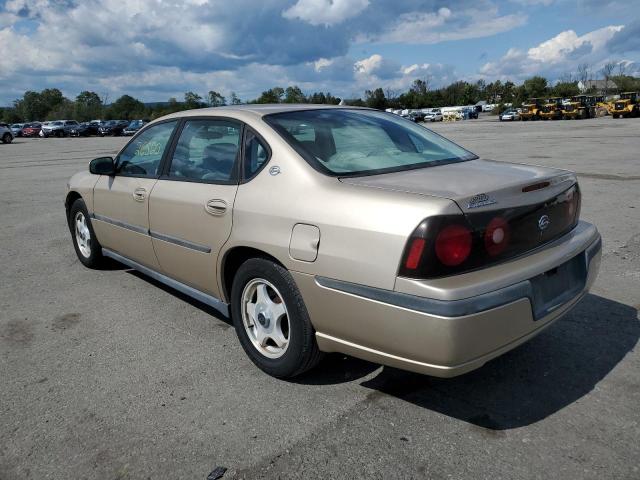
[205, 199, 227, 216]
[133, 187, 147, 202]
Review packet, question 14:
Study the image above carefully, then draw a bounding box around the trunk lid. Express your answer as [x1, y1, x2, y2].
[339, 158, 576, 213]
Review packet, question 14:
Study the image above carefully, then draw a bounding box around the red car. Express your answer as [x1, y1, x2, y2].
[22, 123, 42, 137]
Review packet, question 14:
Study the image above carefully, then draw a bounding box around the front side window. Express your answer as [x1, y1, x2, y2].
[116, 120, 177, 177]
[168, 119, 241, 183]
[264, 109, 477, 177]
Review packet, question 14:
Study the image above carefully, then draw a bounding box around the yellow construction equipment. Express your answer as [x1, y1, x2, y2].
[611, 92, 640, 118]
[561, 95, 597, 120]
[539, 97, 564, 120]
[520, 98, 543, 121]
[593, 96, 611, 116]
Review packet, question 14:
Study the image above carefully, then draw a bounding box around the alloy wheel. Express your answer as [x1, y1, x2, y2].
[74, 211, 91, 258]
[241, 278, 290, 359]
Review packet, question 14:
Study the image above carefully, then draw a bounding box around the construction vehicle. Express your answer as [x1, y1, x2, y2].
[611, 92, 640, 118]
[593, 95, 611, 116]
[561, 95, 597, 119]
[520, 98, 543, 120]
[539, 97, 564, 120]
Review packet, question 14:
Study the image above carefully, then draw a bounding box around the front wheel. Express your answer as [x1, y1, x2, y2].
[231, 258, 322, 378]
[1, 133, 12, 144]
[68, 198, 105, 268]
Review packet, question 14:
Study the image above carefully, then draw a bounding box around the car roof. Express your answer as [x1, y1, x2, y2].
[159, 104, 369, 122]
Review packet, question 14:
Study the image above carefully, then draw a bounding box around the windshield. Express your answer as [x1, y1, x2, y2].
[264, 109, 477, 177]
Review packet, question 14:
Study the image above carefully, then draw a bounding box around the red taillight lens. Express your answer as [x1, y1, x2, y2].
[435, 224, 472, 266]
[565, 185, 580, 222]
[484, 216, 510, 256]
[404, 238, 426, 270]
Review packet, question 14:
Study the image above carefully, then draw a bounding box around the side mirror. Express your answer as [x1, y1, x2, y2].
[89, 156, 115, 175]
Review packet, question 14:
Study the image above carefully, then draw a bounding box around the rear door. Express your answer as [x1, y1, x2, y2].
[92, 120, 178, 269]
[148, 118, 242, 297]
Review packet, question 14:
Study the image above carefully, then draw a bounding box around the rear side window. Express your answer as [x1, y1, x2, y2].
[116, 120, 177, 177]
[243, 130, 269, 180]
[168, 119, 241, 183]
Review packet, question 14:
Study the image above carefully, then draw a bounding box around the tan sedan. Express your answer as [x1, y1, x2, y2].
[65, 105, 601, 378]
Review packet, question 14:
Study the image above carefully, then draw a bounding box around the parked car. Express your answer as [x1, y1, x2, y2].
[98, 120, 129, 136]
[462, 107, 479, 119]
[499, 110, 520, 121]
[69, 121, 101, 137]
[65, 105, 601, 379]
[62, 120, 80, 135]
[10, 123, 24, 137]
[424, 109, 443, 122]
[0, 123, 13, 143]
[406, 112, 425, 123]
[123, 120, 146, 135]
[41, 120, 66, 137]
[22, 122, 42, 137]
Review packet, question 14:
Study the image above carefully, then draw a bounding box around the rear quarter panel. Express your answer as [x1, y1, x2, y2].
[223, 123, 460, 293]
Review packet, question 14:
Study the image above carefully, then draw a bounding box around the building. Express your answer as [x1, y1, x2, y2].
[578, 79, 619, 94]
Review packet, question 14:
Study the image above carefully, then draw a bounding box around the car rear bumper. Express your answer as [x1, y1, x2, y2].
[293, 222, 601, 377]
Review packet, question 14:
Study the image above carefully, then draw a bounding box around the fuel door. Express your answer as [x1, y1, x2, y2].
[289, 224, 320, 262]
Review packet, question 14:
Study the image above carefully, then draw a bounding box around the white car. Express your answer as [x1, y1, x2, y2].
[0, 123, 14, 144]
[424, 109, 444, 122]
[499, 110, 520, 121]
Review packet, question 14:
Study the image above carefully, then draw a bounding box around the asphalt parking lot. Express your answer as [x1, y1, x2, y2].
[1, 115, 638, 479]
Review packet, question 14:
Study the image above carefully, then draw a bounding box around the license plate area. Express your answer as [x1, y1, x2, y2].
[529, 253, 587, 320]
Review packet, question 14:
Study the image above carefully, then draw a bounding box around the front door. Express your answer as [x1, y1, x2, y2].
[148, 119, 242, 297]
[92, 120, 178, 269]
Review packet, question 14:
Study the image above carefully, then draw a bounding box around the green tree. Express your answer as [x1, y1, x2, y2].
[364, 88, 387, 109]
[184, 91, 204, 109]
[284, 86, 306, 103]
[552, 81, 580, 98]
[254, 87, 285, 103]
[207, 90, 226, 107]
[74, 91, 103, 121]
[523, 76, 548, 99]
[106, 95, 146, 120]
[230, 92, 242, 105]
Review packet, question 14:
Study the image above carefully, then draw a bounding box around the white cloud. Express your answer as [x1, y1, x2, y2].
[282, 0, 369, 26]
[365, 6, 527, 44]
[528, 26, 622, 63]
[480, 24, 625, 81]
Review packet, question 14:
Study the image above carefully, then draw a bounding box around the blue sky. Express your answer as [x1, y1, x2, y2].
[0, 0, 639, 105]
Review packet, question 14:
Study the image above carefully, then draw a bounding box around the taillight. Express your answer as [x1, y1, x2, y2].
[435, 224, 472, 266]
[484, 216, 510, 256]
[404, 238, 426, 270]
[398, 184, 579, 280]
[566, 184, 581, 222]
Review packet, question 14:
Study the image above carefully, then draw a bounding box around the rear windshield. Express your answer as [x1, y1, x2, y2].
[264, 109, 477, 177]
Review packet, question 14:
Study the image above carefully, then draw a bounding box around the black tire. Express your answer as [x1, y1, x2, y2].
[1, 133, 12, 144]
[230, 258, 322, 378]
[68, 198, 105, 268]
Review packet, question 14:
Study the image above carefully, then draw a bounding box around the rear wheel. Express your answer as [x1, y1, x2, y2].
[231, 258, 322, 378]
[68, 198, 105, 268]
[1, 133, 11, 144]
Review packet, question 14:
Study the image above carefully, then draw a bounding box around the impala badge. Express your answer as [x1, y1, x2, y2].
[269, 166, 281, 176]
[467, 193, 496, 209]
[538, 214, 550, 231]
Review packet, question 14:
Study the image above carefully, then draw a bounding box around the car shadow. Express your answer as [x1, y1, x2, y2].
[125, 269, 233, 327]
[358, 294, 638, 430]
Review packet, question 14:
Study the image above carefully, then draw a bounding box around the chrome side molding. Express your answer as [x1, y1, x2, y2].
[102, 248, 229, 317]
[92, 213, 212, 253]
[149, 230, 211, 253]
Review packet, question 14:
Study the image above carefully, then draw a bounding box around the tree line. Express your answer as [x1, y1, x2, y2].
[2, 73, 639, 124]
